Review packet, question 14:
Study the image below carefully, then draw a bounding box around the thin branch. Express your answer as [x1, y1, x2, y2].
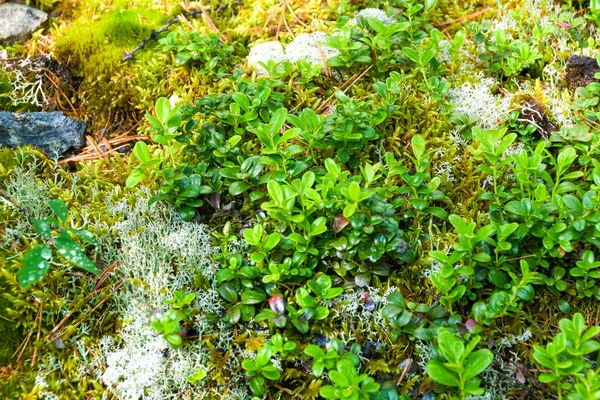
[120, 1, 240, 64]
[0, 189, 29, 218]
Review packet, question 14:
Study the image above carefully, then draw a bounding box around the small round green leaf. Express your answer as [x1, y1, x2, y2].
[229, 181, 251, 196]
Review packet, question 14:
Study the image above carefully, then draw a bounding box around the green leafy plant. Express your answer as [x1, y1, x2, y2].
[18, 200, 99, 287]
[287, 286, 330, 333]
[150, 309, 185, 348]
[426, 328, 493, 399]
[585, 0, 600, 26]
[429, 214, 495, 314]
[570, 250, 600, 299]
[320, 359, 381, 400]
[127, 97, 212, 221]
[381, 289, 450, 341]
[478, 29, 545, 78]
[186, 369, 207, 384]
[268, 333, 297, 357]
[571, 77, 600, 125]
[166, 289, 196, 312]
[242, 344, 282, 397]
[471, 260, 538, 324]
[322, 24, 372, 69]
[158, 29, 234, 78]
[145, 97, 186, 146]
[151, 290, 196, 348]
[304, 337, 359, 377]
[216, 250, 266, 325]
[533, 313, 600, 399]
[304, 344, 342, 377]
[323, 91, 386, 165]
[469, 126, 517, 207]
[126, 141, 161, 187]
[567, 369, 600, 400]
[397, 135, 448, 232]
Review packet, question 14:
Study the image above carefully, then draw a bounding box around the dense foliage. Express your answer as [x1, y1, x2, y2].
[2, 0, 600, 399]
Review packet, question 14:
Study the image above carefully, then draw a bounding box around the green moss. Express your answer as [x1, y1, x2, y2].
[0, 148, 127, 398]
[0, 276, 20, 366]
[54, 8, 167, 78]
[25, 0, 62, 12]
[0, 72, 15, 112]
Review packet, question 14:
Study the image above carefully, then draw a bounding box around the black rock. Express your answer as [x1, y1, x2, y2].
[0, 112, 86, 158]
[313, 333, 329, 347]
[0, 2, 48, 44]
[565, 55, 600, 90]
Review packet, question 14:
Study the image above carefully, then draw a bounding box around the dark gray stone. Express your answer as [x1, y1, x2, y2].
[565, 55, 600, 90]
[0, 2, 48, 43]
[0, 112, 86, 157]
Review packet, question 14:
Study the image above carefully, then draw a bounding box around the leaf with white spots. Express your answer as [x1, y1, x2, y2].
[48, 200, 68, 223]
[67, 228, 99, 246]
[32, 218, 52, 239]
[54, 236, 99, 275]
[18, 244, 52, 287]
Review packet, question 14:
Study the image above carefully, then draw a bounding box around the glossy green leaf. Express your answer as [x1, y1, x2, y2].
[260, 365, 281, 380]
[463, 349, 493, 380]
[229, 181, 251, 196]
[67, 228, 99, 246]
[320, 386, 340, 399]
[49, 200, 68, 223]
[426, 359, 460, 387]
[32, 219, 52, 239]
[241, 290, 266, 305]
[18, 244, 52, 287]
[54, 236, 99, 274]
[132, 141, 151, 164]
[218, 282, 239, 302]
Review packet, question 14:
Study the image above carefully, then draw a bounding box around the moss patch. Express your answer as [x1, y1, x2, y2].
[54, 8, 167, 78]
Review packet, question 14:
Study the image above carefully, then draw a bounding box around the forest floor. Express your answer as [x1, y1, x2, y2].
[2, 0, 600, 399]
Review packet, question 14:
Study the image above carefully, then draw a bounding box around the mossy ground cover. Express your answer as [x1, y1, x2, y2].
[2, 0, 600, 399]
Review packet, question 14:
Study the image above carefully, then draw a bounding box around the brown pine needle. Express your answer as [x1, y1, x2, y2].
[311, 35, 331, 77]
[31, 301, 43, 368]
[284, 0, 307, 28]
[436, 7, 492, 27]
[316, 65, 373, 114]
[41, 68, 79, 119]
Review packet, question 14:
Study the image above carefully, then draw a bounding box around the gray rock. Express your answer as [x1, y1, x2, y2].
[0, 2, 48, 43]
[0, 112, 86, 157]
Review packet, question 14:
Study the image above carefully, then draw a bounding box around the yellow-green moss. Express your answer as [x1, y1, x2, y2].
[54, 8, 167, 78]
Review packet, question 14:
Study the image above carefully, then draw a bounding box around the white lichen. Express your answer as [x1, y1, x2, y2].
[285, 32, 339, 66]
[355, 8, 397, 25]
[449, 129, 468, 148]
[246, 31, 339, 75]
[448, 77, 511, 129]
[433, 160, 455, 183]
[93, 197, 224, 400]
[0, 154, 55, 249]
[2, 56, 48, 108]
[497, 328, 533, 348]
[423, 260, 442, 279]
[246, 41, 286, 74]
